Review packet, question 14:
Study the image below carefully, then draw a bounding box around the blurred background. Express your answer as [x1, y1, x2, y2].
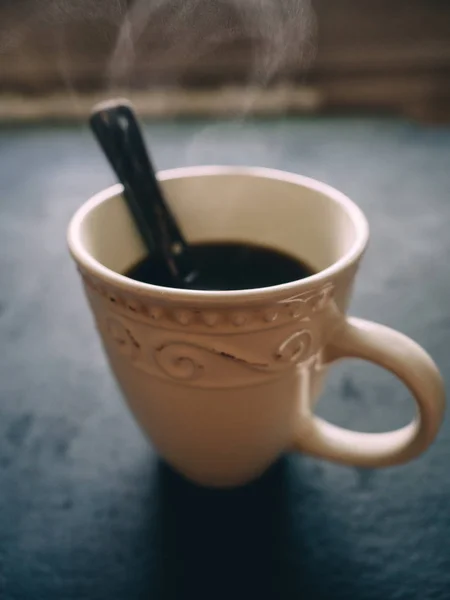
[0, 0, 449, 122]
[2, 3, 450, 599]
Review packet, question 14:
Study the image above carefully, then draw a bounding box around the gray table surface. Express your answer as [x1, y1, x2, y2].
[1, 117, 450, 599]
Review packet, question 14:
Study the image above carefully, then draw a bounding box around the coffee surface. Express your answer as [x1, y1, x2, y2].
[124, 241, 314, 290]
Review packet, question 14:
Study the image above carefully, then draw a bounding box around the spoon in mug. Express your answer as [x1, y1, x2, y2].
[89, 99, 198, 288]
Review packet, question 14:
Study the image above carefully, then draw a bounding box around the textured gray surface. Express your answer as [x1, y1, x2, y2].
[1, 117, 450, 599]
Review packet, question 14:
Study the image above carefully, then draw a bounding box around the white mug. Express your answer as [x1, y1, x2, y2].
[68, 166, 445, 487]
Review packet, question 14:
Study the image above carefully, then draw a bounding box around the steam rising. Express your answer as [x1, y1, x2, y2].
[0, 0, 315, 123]
[108, 0, 315, 91]
[1, 0, 315, 99]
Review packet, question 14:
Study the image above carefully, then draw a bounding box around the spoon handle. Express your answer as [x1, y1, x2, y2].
[90, 99, 193, 285]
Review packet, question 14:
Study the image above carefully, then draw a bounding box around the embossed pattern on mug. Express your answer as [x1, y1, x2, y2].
[83, 271, 335, 388]
[80, 268, 334, 333]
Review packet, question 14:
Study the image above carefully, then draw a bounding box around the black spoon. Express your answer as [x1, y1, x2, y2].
[89, 98, 197, 288]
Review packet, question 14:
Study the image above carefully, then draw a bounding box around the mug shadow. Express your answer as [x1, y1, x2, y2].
[139, 455, 347, 600]
[157, 457, 290, 599]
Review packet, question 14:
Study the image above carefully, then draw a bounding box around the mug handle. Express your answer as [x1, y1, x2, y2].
[293, 317, 445, 467]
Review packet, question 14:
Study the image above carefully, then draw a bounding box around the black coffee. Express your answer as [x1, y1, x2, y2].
[125, 242, 314, 291]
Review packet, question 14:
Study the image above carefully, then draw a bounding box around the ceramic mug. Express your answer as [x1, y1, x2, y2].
[68, 166, 445, 487]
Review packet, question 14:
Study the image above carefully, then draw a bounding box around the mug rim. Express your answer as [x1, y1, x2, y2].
[67, 165, 369, 303]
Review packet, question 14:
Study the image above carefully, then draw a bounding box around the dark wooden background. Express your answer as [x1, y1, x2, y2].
[0, 0, 449, 119]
